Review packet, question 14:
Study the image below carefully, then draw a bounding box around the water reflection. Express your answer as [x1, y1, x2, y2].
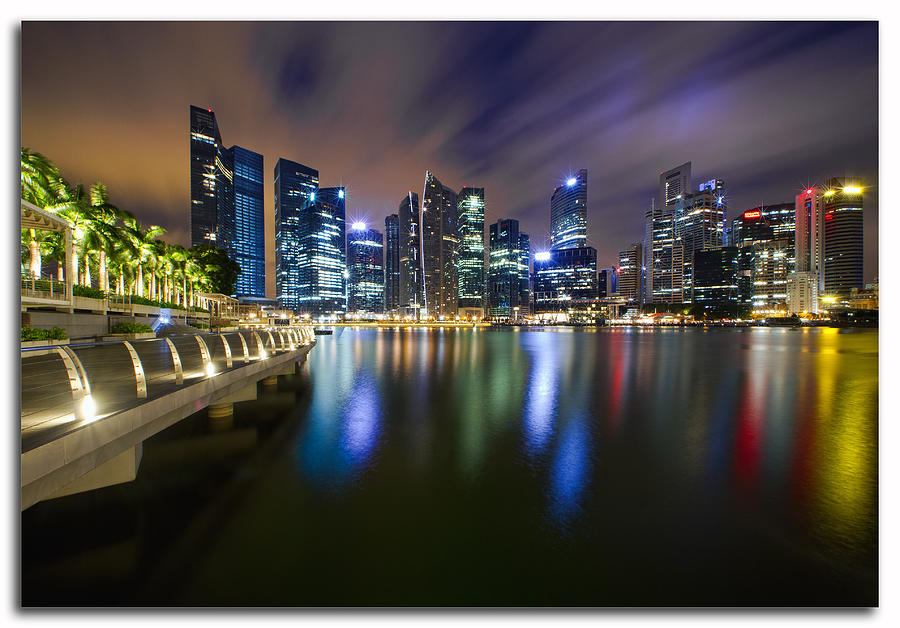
[547, 415, 592, 531]
[522, 332, 558, 458]
[288, 327, 876, 601]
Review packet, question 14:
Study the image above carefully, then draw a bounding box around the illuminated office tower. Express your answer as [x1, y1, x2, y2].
[217, 146, 265, 298]
[457, 186, 486, 316]
[692, 246, 740, 306]
[599, 268, 616, 298]
[645, 198, 683, 304]
[310, 187, 348, 315]
[787, 271, 819, 315]
[421, 171, 459, 319]
[550, 169, 587, 250]
[275, 158, 319, 311]
[674, 178, 726, 297]
[733, 202, 795, 271]
[822, 178, 864, 297]
[488, 219, 530, 319]
[659, 162, 692, 208]
[398, 191, 423, 318]
[189, 106, 265, 297]
[384, 214, 400, 315]
[616, 243, 643, 305]
[189, 105, 222, 246]
[733, 208, 789, 313]
[347, 223, 384, 315]
[795, 186, 824, 293]
[532, 246, 598, 321]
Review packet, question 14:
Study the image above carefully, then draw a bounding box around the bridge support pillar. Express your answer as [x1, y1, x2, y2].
[262, 375, 278, 389]
[46, 443, 143, 501]
[208, 402, 234, 419]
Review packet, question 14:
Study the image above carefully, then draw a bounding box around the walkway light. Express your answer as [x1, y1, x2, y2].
[80, 394, 96, 421]
[206, 362, 216, 377]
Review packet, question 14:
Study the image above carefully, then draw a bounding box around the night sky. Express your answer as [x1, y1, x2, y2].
[21, 21, 879, 296]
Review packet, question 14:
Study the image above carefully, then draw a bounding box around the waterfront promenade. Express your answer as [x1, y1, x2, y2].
[20, 328, 316, 510]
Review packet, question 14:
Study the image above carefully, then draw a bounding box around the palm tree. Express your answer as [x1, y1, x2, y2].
[20, 148, 72, 280]
[123, 218, 164, 298]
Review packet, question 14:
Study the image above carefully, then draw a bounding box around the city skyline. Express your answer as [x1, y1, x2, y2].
[21, 21, 879, 297]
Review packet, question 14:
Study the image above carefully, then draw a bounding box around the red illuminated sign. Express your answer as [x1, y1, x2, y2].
[825, 213, 833, 220]
[743, 210, 761, 219]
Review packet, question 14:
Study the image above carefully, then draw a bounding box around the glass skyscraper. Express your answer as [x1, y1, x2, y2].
[457, 186, 486, 315]
[692, 246, 740, 306]
[274, 158, 319, 312]
[348, 223, 384, 315]
[398, 191, 423, 318]
[384, 214, 400, 315]
[674, 178, 727, 296]
[549, 169, 587, 250]
[189, 105, 221, 247]
[421, 171, 458, 319]
[488, 218, 530, 319]
[190, 105, 265, 297]
[822, 178, 864, 297]
[532, 246, 598, 320]
[218, 146, 265, 298]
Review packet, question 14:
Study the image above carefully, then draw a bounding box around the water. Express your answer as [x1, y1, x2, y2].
[21, 327, 878, 606]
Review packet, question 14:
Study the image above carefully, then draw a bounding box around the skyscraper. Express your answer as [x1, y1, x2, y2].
[659, 162, 692, 208]
[384, 214, 400, 316]
[488, 219, 530, 320]
[646, 163, 694, 305]
[822, 178, 864, 297]
[692, 246, 740, 307]
[309, 186, 348, 315]
[532, 246, 599, 321]
[795, 186, 825, 294]
[550, 169, 587, 250]
[646, 197, 683, 304]
[218, 146, 265, 298]
[189, 105, 222, 247]
[421, 171, 458, 319]
[189, 106, 266, 297]
[616, 243, 643, 305]
[457, 186, 486, 317]
[275, 158, 347, 316]
[190, 106, 266, 298]
[674, 178, 726, 296]
[347, 222, 384, 315]
[733, 208, 790, 312]
[398, 191, 423, 318]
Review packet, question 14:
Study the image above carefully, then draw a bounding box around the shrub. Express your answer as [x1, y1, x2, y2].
[111, 322, 154, 334]
[73, 285, 107, 299]
[48, 326, 67, 340]
[22, 327, 50, 341]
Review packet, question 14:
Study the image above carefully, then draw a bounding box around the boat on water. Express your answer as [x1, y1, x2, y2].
[313, 328, 334, 335]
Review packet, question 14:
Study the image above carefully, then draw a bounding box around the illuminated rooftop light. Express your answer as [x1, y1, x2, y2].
[824, 190, 836, 196]
[338, 189, 345, 199]
[843, 186, 862, 194]
[352, 221, 367, 231]
[566, 177, 577, 186]
[806, 188, 813, 194]
[535, 251, 551, 262]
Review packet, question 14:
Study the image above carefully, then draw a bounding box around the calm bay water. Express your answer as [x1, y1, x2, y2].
[22, 327, 878, 606]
